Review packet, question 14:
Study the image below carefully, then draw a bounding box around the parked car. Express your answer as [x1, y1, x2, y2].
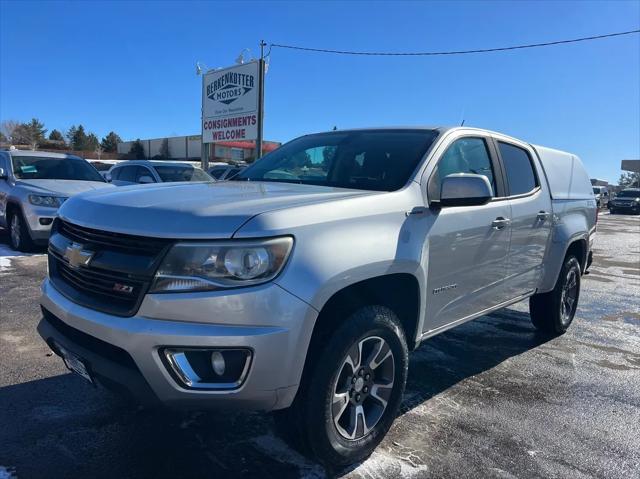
[609, 188, 640, 214]
[90, 161, 118, 180]
[208, 164, 245, 181]
[0, 150, 113, 251]
[38, 127, 596, 467]
[108, 160, 213, 186]
[592, 185, 609, 208]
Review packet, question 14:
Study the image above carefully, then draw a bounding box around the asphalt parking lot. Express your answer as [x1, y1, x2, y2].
[0, 212, 638, 479]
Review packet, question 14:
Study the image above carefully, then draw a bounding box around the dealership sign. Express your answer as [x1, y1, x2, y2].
[202, 61, 259, 143]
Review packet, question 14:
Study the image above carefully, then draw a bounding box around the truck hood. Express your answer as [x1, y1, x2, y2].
[58, 181, 373, 238]
[16, 179, 113, 196]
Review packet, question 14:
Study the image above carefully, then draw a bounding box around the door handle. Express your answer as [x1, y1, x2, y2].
[537, 211, 550, 222]
[491, 217, 511, 230]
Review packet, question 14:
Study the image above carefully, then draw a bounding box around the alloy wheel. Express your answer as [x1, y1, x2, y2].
[560, 268, 578, 325]
[10, 214, 21, 249]
[332, 336, 395, 440]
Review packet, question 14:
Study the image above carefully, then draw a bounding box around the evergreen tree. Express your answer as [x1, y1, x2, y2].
[66, 125, 77, 145]
[12, 118, 47, 148]
[70, 125, 89, 150]
[129, 139, 145, 159]
[86, 133, 100, 151]
[100, 131, 122, 153]
[159, 138, 170, 159]
[0, 131, 7, 143]
[48, 129, 65, 142]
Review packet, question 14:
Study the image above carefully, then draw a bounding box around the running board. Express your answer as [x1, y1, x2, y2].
[418, 291, 535, 343]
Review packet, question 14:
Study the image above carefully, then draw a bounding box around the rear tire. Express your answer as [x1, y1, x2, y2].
[530, 255, 581, 335]
[274, 305, 408, 467]
[8, 209, 35, 252]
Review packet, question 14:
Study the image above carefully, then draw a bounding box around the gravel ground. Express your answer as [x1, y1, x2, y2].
[0, 212, 638, 479]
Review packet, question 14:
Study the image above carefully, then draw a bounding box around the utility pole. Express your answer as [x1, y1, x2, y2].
[256, 40, 267, 160]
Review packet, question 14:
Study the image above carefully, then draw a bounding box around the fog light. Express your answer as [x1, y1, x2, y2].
[39, 217, 53, 226]
[162, 348, 252, 390]
[211, 351, 226, 376]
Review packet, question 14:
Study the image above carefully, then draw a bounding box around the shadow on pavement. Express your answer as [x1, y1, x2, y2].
[0, 307, 551, 478]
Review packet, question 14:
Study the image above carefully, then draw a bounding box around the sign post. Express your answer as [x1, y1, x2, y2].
[256, 40, 267, 160]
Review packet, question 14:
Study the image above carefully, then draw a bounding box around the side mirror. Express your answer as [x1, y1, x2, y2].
[0, 168, 6, 180]
[138, 175, 154, 184]
[440, 174, 493, 207]
[104, 173, 112, 182]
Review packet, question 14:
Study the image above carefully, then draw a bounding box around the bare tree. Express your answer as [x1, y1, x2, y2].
[0, 120, 20, 144]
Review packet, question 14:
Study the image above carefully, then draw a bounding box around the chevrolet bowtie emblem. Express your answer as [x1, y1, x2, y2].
[63, 243, 94, 268]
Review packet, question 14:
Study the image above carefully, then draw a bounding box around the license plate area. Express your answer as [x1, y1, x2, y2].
[58, 345, 94, 384]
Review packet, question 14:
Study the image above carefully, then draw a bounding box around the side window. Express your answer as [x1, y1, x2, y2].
[118, 166, 138, 182]
[498, 142, 538, 196]
[110, 167, 120, 180]
[429, 137, 496, 200]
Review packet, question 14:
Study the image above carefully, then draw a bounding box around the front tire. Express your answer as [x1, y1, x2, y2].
[530, 255, 581, 334]
[275, 305, 408, 467]
[8, 209, 35, 252]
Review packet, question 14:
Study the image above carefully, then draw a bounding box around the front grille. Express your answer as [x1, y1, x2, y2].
[58, 220, 168, 254]
[48, 220, 172, 316]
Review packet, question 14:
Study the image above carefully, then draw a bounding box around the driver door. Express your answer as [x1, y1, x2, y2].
[422, 136, 512, 333]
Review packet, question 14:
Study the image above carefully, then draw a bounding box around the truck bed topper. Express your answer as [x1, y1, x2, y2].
[531, 145, 593, 200]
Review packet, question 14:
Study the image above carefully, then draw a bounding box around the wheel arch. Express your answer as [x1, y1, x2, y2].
[538, 233, 589, 293]
[307, 273, 422, 355]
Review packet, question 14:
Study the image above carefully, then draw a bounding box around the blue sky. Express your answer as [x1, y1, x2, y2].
[1, 0, 639, 183]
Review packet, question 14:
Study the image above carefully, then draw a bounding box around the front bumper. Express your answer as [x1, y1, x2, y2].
[39, 278, 318, 411]
[23, 203, 58, 241]
[609, 203, 640, 213]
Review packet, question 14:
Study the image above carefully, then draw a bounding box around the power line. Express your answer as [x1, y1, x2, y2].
[270, 29, 640, 57]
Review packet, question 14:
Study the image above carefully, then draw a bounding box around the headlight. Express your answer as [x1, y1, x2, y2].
[150, 237, 294, 293]
[28, 195, 66, 208]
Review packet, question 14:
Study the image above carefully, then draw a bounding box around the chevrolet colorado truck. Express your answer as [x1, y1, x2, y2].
[37, 127, 596, 466]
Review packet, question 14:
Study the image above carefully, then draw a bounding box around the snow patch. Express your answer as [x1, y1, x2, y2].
[0, 257, 11, 273]
[351, 449, 429, 478]
[0, 466, 17, 479]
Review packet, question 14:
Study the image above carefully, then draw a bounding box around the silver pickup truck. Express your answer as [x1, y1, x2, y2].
[37, 127, 596, 466]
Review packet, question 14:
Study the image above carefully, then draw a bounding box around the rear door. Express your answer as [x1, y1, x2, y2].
[494, 138, 552, 298]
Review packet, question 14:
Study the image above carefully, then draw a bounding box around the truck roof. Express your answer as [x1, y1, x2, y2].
[307, 127, 592, 201]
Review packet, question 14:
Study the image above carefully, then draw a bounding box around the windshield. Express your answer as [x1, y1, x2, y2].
[11, 156, 105, 182]
[234, 130, 439, 191]
[617, 190, 640, 198]
[153, 165, 212, 182]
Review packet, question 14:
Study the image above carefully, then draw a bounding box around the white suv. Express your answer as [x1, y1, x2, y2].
[0, 150, 112, 251]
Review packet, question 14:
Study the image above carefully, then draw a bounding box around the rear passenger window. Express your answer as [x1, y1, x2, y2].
[499, 142, 538, 196]
[429, 137, 496, 199]
[117, 166, 138, 182]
